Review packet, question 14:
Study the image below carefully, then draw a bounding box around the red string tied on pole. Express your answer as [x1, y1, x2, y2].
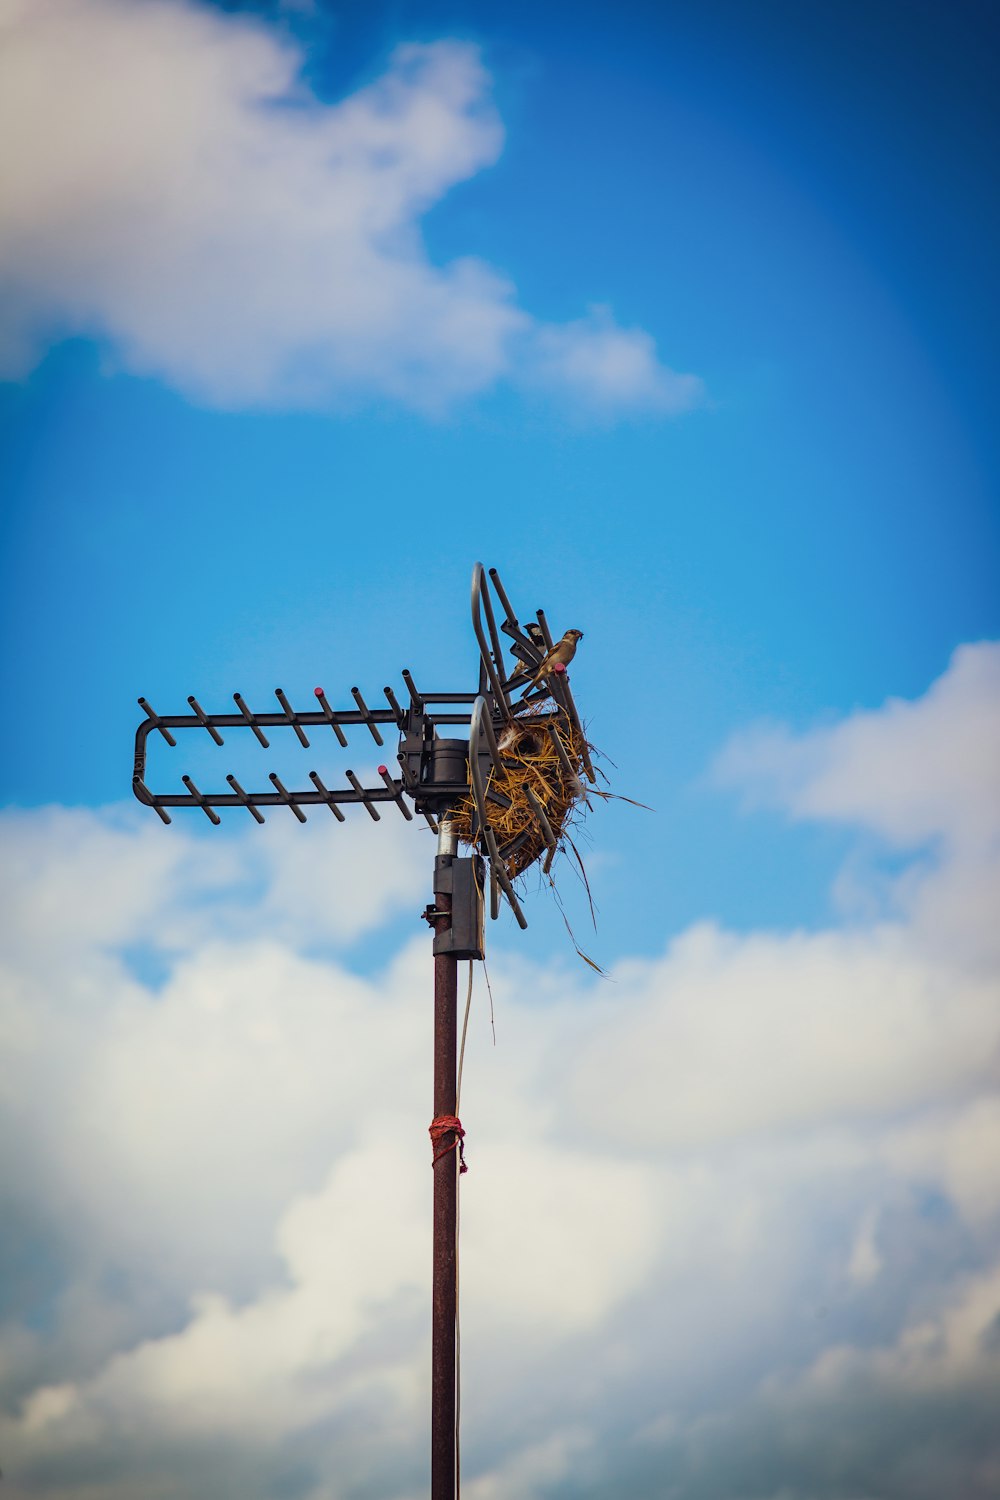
[429, 1114, 468, 1173]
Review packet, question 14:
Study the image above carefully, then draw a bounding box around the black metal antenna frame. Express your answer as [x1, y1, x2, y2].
[132, 563, 592, 926]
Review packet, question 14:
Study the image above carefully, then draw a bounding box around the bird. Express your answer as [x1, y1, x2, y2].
[518, 628, 584, 689]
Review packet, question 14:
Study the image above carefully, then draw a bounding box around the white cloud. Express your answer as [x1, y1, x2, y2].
[1, 644, 998, 1497]
[563, 920, 1000, 1151]
[0, 800, 429, 963]
[657, 1258, 1000, 1500]
[713, 640, 1000, 853]
[882, 1096, 1000, 1226]
[846, 1206, 883, 1285]
[527, 305, 705, 415]
[0, 0, 703, 416]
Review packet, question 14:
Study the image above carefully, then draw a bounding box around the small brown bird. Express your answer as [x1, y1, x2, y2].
[524, 628, 584, 688]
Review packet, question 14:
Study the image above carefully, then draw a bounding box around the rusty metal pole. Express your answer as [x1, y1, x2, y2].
[431, 819, 459, 1499]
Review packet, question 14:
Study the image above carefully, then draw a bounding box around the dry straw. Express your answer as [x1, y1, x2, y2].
[450, 711, 590, 878]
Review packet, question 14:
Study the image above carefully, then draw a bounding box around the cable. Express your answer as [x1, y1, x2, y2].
[457, 958, 473, 1114]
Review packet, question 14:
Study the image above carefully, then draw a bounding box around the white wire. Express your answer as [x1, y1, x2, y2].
[457, 958, 474, 1114]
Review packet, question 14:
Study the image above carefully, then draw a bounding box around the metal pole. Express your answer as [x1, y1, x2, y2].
[432, 819, 459, 1499]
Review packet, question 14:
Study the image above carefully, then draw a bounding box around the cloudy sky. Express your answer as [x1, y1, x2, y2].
[1, 1, 998, 1496]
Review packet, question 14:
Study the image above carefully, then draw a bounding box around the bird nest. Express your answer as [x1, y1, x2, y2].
[449, 712, 590, 877]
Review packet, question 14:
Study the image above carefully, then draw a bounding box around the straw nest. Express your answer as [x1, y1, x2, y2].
[449, 712, 590, 877]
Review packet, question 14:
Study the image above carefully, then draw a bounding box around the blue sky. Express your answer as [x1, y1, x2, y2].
[1, 3, 998, 1497]
[2, 0, 996, 960]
